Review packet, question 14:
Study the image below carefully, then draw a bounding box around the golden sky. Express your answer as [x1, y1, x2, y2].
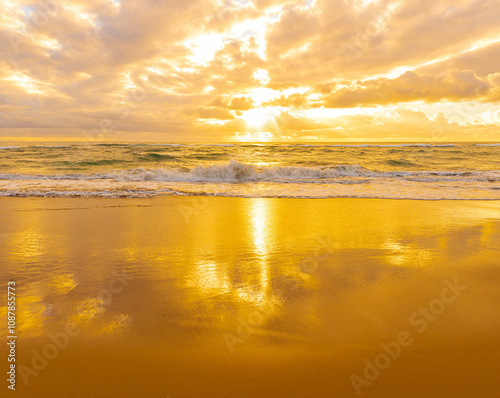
[1, 0, 500, 142]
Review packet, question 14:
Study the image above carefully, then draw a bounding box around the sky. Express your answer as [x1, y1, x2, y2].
[1, 0, 500, 142]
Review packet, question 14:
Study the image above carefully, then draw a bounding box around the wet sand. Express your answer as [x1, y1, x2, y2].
[1, 197, 499, 397]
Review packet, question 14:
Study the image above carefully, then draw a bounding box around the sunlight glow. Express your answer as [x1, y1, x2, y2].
[241, 107, 280, 129]
[1, 0, 499, 142]
[6, 72, 40, 94]
[253, 69, 270, 85]
[247, 88, 279, 105]
[185, 33, 225, 65]
[234, 131, 274, 142]
[37, 37, 61, 50]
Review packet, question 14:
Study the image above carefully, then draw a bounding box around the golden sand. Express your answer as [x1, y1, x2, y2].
[1, 197, 499, 397]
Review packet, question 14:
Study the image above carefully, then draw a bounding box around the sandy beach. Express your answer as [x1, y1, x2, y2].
[3, 0, 500, 395]
[1, 197, 499, 397]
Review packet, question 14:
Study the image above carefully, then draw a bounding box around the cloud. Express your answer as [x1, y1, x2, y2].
[320, 70, 492, 107]
[210, 96, 255, 110]
[0, 0, 499, 141]
[416, 41, 500, 78]
[185, 107, 234, 120]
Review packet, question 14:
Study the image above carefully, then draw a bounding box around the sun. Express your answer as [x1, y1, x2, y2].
[234, 131, 274, 142]
[241, 107, 280, 129]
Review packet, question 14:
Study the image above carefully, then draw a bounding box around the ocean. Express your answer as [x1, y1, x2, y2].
[1, 142, 499, 199]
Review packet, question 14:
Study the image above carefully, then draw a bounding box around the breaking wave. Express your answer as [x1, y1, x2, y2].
[1, 160, 499, 183]
[110, 161, 377, 182]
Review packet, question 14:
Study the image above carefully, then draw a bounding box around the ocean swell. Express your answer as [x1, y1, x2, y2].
[1, 160, 499, 183]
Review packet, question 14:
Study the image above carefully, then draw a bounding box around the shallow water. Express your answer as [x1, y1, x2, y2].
[1, 197, 499, 397]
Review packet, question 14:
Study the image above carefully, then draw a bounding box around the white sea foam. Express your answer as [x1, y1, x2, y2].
[106, 163, 382, 182]
[0, 185, 499, 199]
[0, 189, 177, 198]
[29, 145, 72, 148]
[2, 161, 499, 183]
[106, 161, 500, 183]
[1, 154, 499, 199]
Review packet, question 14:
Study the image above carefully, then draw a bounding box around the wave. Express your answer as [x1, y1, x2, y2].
[28, 145, 72, 149]
[75, 159, 129, 166]
[0, 189, 179, 198]
[386, 159, 420, 167]
[143, 143, 184, 147]
[201, 144, 235, 147]
[1, 145, 73, 150]
[93, 143, 130, 147]
[329, 144, 457, 148]
[186, 153, 228, 160]
[109, 161, 377, 182]
[106, 161, 500, 183]
[475, 144, 500, 147]
[1, 188, 499, 199]
[2, 160, 499, 183]
[138, 153, 177, 161]
[1, 159, 499, 200]
[135, 143, 235, 147]
[276, 144, 458, 148]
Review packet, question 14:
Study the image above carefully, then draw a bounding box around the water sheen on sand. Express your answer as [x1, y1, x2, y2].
[1, 197, 499, 397]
